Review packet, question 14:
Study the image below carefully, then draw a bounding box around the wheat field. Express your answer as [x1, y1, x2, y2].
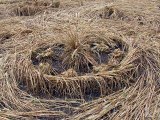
[0, 0, 160, 120]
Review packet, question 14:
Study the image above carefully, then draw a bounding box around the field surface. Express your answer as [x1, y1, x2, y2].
[0, 0, 160, 120]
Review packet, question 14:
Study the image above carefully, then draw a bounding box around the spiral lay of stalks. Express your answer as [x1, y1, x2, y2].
[13, 32, 130, 99]
[72, 38, 160, 120]
[0, 0, 159, 119]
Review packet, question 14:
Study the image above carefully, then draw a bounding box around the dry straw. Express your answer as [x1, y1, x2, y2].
[72, 38, 160, 120]
[0, 0, 160, 119]
[13, 31, 132, 99]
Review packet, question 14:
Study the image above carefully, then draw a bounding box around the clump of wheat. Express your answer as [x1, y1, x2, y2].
[12, 31, 132, 99]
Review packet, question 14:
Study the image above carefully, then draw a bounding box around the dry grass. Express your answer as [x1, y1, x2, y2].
[10, 0, 60, 16]
[0, 0, 160, 119]
[0, 32, 14, 44]
[72, 39, 160, 120]
[13, 31, 130, 99]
